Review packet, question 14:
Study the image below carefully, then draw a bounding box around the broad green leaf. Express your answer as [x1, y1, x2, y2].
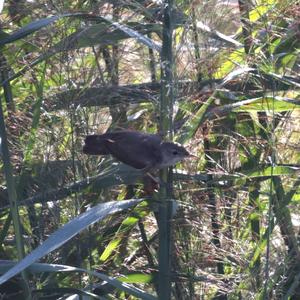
[1, 19, 161, 85]
[0, 199, 141, 286]
[0, 15, 68, 46]
[0, 13, 106, 47]
[177, 95, 215, 144]
[236, 96, 300, 112]
[0, 164, 204, 211]
[120, 273, 154, 284]
[100, 203, 148, 262]
[103, 17, 161, 52]
[0, 262, 157, 300]
[227, 166, 300, 187]
[204, 95, 300, 121]
[100, 238, 122, 262]
[243, 165, 299, 178]
[53, 22, 161, 53]
[291, 193, 300, 202]
[214, 49, 245, 79]
[277, 53, 298, 71]
[249, 0, 275, 22]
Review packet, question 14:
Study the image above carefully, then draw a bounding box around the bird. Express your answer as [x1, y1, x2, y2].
[82, 130, 190, 171]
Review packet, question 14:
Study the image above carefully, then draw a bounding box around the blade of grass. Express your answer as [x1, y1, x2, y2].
[0, 96, 31, 297]
[0, 261, 157, 300]
[158, 1, 174, 299]
[0, 199, 141, 285]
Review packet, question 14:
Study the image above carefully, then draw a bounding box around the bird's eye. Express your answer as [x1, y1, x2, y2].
[172, 150, 178, 155]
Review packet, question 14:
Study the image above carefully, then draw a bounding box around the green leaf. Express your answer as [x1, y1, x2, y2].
[235, 96, 300, 112]
[0, 15, 66, 46]
[0, 199, 141, 286]
[0, 262, 157, 300]
[100, 203, 149, 262]
[0, 13, 105, 46]
[100, 237, 122, 262]
[243, 165, 300, 178]
[120, 273, 154, 284]
[214, 49, 245, 79]
[249, 0, 274, 22]
[177, 95, 215, 144]
[103, 17, 161, 52]
[53, 22, 161, 52]
[208, 96, 300, 117]
[1, 17, 161, 85]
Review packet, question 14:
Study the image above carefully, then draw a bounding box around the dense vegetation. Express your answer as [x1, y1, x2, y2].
[0, 0, 299, 299]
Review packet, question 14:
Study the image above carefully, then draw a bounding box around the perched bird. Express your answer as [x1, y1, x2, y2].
[83, 130, 189, 171]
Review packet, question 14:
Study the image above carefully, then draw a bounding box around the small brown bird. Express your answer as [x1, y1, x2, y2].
[83, 130, 189, 171]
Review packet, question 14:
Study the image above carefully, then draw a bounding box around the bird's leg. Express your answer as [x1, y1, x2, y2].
[140, 166, 168, 193]
[143, 171, 169, 192]
[140, 165, 159, 184]
[145, 172, 159, 184]
[142, 173, 158, 195]
[140, 167, 161, 195]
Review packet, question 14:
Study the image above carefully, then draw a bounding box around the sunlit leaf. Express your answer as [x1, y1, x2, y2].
[243, 165, 300, 178]
[100, 203, 148, 262]
[235, 96, 300, 112]
[0, 261, 156, 300]
[120, 273, 154, 284]
[214, 49, 245, 78]
[100, 238, 122, 262]
[249, 0, 274, 22]
[0, 199, 141, 286]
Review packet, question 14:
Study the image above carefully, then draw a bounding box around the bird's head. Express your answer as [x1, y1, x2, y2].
[160, 142, 190, 168]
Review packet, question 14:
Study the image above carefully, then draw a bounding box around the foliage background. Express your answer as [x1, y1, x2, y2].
[0, 0, 299, 299]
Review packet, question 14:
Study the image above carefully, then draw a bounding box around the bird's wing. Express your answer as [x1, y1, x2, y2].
[104, 131, 162, 169]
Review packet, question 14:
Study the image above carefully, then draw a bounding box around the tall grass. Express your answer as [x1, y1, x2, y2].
[0, 0, 299, 299]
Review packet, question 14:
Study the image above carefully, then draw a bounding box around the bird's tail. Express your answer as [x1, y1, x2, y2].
[83, 135, 110, 155]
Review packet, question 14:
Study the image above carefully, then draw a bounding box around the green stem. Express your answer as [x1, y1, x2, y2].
[0, 97, 31, 298]
[158, 0, 174, 299]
